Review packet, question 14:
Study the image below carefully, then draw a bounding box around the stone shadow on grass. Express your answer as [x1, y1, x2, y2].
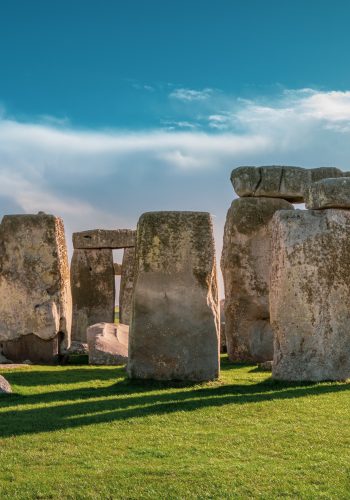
[0, 363, 349, 438]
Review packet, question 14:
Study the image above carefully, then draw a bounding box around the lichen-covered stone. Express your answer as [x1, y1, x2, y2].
[71, 249, 115, 342]
[73, 229, 136, 249]
[231, 166, 345, 202]
[128, 211, 219, 381]
[221, 197, 294, 362]
[87, 322, 128, 365]
[119, 248, 135, 325]
[0, 213, 72, 361]
[305, 177, 350, 209]
[270, 209, 350, 381]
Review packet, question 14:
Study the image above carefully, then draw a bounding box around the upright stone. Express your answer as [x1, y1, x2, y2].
[270, 209, 350, 381]
[128, 211, 219, 381]
[0, 213, 72, 363]
[119, 247, 135, 325]
[71, 249, 115, 342]
[221, 197, 294, 362]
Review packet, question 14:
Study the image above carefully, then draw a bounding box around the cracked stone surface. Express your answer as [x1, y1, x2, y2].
[221, 197, 294, 362]
[231, 166, 346, 202]
[305, 177, 350, 209]
[270, 209, 350, 381]
[128, 211, 219, 381]
[0, 213, 72, 356]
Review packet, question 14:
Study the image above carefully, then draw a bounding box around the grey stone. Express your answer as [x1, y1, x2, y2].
[128, 211, 219, 381]
[258, 361, 273, 371]
[305, 177, 350, 209]
[270, 209, 350, 381]
[71, 249, 115, 343]
[87, 322, 128, 365]
[231, 166, 345, 202]
[119, 248, 136, 325]
[73, 229, 136, 249]
[220, 299, 226, 353]
[0, 213, 72, 362]
[0, 375, 12, 394]
[221, 197, 294, 362]
[67, 341, 88, 355]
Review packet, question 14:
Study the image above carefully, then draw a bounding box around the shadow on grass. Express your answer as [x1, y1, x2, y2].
[0, 360, 349, 439]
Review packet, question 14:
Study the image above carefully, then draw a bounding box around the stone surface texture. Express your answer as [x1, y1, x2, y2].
[0, 213, 72, 361]
[119, 248, 136, 325]
[71, 249, 115, 342]
[128, 211, 219, 381]
[87, 322, 128, 365]
[270, 209, 350, 381]
[221, 197, 294, 362]
[220, 299, 226, 353]
[73, 229, 136, 249]
[305, 177, 350, 209]
[0, 375, 12, 394]
[231, 166, 345, 202]
[114, 263, 122, 275]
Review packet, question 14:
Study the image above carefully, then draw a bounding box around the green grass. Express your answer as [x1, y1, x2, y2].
[114, 305, 119, 324]
[0, 356, 349, 499]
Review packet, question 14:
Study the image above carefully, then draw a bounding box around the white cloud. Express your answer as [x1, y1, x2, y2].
[2, 88, 350, 298]
[169, 87, 214, 101]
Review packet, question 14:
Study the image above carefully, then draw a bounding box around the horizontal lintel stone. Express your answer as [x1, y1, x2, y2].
[73, 229, 136, 249]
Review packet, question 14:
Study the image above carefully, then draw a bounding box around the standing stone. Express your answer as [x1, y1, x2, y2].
[119, 247, 135, 325]
[221, 197, 294, 363]
[270, 209, 350, 381]
[231, 166, 345, 202]
[0, 213, 72, 363]
[71, 249, 115, 343]
[220, 299, 226, 353]
[128, 211, 219, 381]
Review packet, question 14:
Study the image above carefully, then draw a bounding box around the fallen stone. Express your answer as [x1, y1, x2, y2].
[71, 249, 115, 343]
[87, 322, 128, 365]
[0, 213, 72, 362]
[305, 177, 350, 209]
[67, 341, 89, 355]
[1, 335, 60, 364]
[231, 166, 345, 202]
[270, 209, 350, 381]
[119, 248, 136, 325]
[0, 375, 12, 394]
[0, 352, 12, 364]
[73, 229, 136, 249]
[114, 263, 122, 275]
[258, 361, 273, 371]
[128, 211, 219, 381]
[221, 197, 294, 362]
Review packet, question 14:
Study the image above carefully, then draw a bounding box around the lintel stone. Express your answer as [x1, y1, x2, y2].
[73, 229, 136, 249]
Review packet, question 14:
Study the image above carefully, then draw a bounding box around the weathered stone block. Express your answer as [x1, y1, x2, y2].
[128, 211, 219, 381]
[270, 209, 350, 381]
[0, 375, 12, 394]
[87, 322, 128, 365]
[71, 249, 115, 342]
[221, 197, 294, 362]
[305, 177, 350, 209]
[0, 213, 72, 362]
[231, 166, 345, 202]
[119, 247, 135, 325]
[73, 229, 136, 249]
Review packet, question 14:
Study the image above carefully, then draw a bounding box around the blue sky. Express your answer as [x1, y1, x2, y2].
[2, 1, 350, 295]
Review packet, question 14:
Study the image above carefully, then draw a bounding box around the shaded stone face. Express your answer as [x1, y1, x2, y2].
[270, 209, 350, 381]
[221, 197, 294, 363]
[231, 166, 345, 202]
[119, 247, 136, 325]
[128, 211, 219, 381]
[305, 177, 350, 209]
[87, 322, 128, 365]
[71, 249, 115, 342]
[0, 213, 72, 362]
[73, 229, 136, 249]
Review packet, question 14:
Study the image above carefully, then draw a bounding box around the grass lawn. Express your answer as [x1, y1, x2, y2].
[0, 356, 349, 499]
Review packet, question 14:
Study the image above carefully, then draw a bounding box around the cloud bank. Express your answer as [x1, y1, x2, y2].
[1, 88, 350, 296]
